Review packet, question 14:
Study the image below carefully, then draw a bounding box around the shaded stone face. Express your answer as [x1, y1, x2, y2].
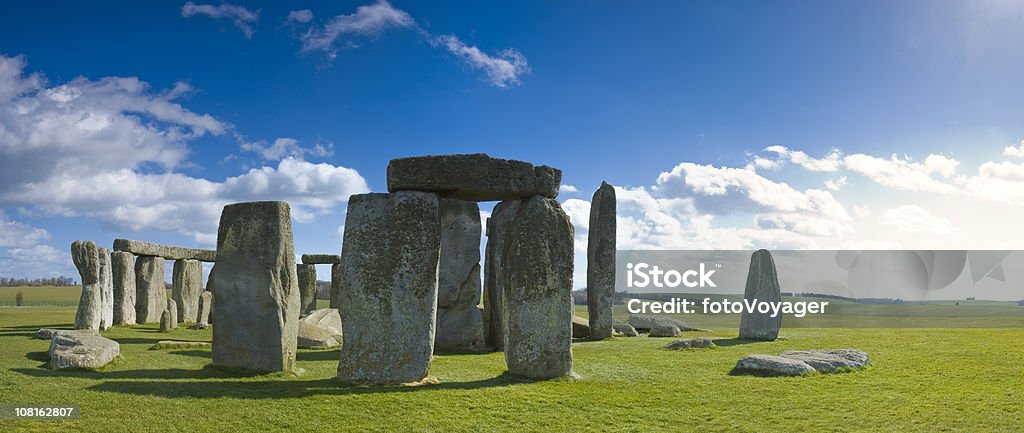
[172, 259, 203, 323]
[301, 254, 341, 264]
[134, 256, 167, 324]
[501, 195, 575, 380]
[211, 201, 300, 373]
[71, 240, 101, 331]
[198, 291, 213, 326]
[435, 198, 485, 352]
[296, 264, 317, 316]
[114, 238, 216, 262]
[587, 181, 616, 339]
[160, 309, 173, 333]
[336, 192, 440, 385]
[329, 262, 341, 309]
[98, 247, 113, 330]
[482, 200, 521, 350]
[387, 153, 562, 201]
[110, 251, 136, 326]
[738, 249, 783, 341]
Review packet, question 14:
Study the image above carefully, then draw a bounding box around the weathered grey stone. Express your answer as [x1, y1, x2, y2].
[296, 264, 317, 316]
[113, 238, 216, 262]
[627, 314, 704, 332]
[34, 328, 62, 340]
[301, 254, 341, 264]
[297, 308, 343, 349]
[204, 272, 215, 324]
[434, 198, 485, 352]
[613, 323, 639, 337]
[166, 301, 178, 328]
[387, 153, 562, 201]
[502, 195, 574, 379]
[733, 354, 815, 376]
[665, 338, 714, 349]
[71, 240, 101, 331]
[211, 201, 300, 372]
[649, 324, 681, 337]
[337, 192, 440, 385]
[48, 329, 119, 370]
[482, 200, 521, 350]
[111, 251, 136, 326]
[98, 247, 113, 330]
[587, 181, 616, 340]
[134, 256, 166, 324]
[572, 316, 590, 339]
[329, 262, 341, 309]
[779, 349, 869, 373]
[159, 309, 173, 333]
[738, 249, 783, 341]
[172, 259, 202, 323]
[198, 291, 213, 326]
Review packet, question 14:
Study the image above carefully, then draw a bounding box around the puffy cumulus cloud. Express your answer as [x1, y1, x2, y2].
[182, 2, 260, 38]
[824, 176, 848, 191]
[222, 157, 370, 222]
[843, 153, 959, 193]
[295, 1, 415, 59]
[881, 205, 953, 234]
[958, 160, 1024, 204]
[1002, 139, 1024, 157]
[0, 244, 69, 278]
[240, 137, 332, 161]
[763, 145, 842, 172]
[0, 212, 51, 248]
[559, 184, 579, 193]
[432, 35, 530, 88]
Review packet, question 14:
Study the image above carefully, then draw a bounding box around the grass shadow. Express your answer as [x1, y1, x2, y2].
[296, 350, 340, 362]
[11, 363, 265, 380]
[711, 338, 774, 347]
[25, 350, 49, 363]
[168, 350, 211, 358]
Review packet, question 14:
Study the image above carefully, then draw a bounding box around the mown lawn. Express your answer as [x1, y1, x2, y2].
[0, 286, 1022, 432]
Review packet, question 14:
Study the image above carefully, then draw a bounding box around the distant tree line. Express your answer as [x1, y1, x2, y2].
[785, 292, 903, 304]
[0, 276, 77, 287]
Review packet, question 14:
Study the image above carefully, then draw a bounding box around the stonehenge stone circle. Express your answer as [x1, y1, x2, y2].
[587, 181, 616, 340]
[111, 251, 137, 326]
[387, 153, 562, 201]
[48, 329, 120, 370]
[114, 238, 216, 262]
[166, 300, 178, 329]
[296, 264, 317, 316]
[98, 247, 113, 330]
[329, 262, 341, 309]
[172, 259, 203, 323]
[738, 249, 783, 340]
[434, 198, 485, 352]
[337, 192, 440, 385]
[204, 272, 215, 324]
[198, 290, 213, 326]
[301, 254, 341, 264]
[501, 195, 574, 379]
[211, 201, 300, 372]
[160, 309, 173, 333]
[71, 240, 102, 331]
[482, 199, 521, 350]
[134, 256, 167, 324]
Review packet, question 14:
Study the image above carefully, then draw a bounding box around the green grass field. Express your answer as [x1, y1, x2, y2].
[1, 287, 1021, 432]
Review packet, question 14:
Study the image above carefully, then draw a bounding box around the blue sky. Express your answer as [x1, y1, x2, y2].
[2, 1, 1024, 299]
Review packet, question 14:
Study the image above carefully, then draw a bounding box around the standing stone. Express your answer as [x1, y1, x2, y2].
[211, 201, 300, 372]
[337, 192, 440, 385]
[198, 291, 213, 326]
[502, 195, 575, 379]
[71, 241, 101, 331]
[329, 262, 341, 309]
[482, 200, 521, 350]
[297, 264, 317, 317]
[587, 181, 616, 339]
[98, 247, 114, 330]
[738, 249, 783, 340]
[204, 272, 215, 324]
[134, 256, 167, 324]
[111, 251, 137, 325]
[172, 259, 202, 323]
[159, 309, 173, 333]
[435, 198, 485, 352]
[166, 300, 178, 329]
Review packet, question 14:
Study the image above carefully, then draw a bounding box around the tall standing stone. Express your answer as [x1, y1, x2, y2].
[166, 300, 178, 329]
[198, 290, 213, 326]
[297, 264, 317, 316]
[111, 251, 136, 325]
[204, 272, 215, 324]
[98, 247, 114, 330]
[211, 201, 300, 372]
[482, 200, 521, 350]
[738, 249, 783, 341]
[435, 198, 486, 352]
[587, 182, 616, 339]
[502, 195, 575, 379]
[337, 192, 441, 385]
[329, 262, 341, 309]
[71, 241, 101, 331]
[134, 256, 167, 324]
[172, 259, 203, 323]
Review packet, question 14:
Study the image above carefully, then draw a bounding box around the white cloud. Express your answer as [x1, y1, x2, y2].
[824, 176, 848, 191]
[182, 2, 260, 38]
[881, 205, 953, 234]
[286, 9, 313, 24]
[0, 212, 51, 248]
[0, 244, 68, 278]
[1003, 139, 1024, 157]
[296, 1, 415, 59]
[852, 205, 872, 218]
[763, 145, 842, 171]
[559, 184, 579, 193]
[432, 35, 530, 88]
[843, 153, 959, 193]
[240, 137, 332, 161]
